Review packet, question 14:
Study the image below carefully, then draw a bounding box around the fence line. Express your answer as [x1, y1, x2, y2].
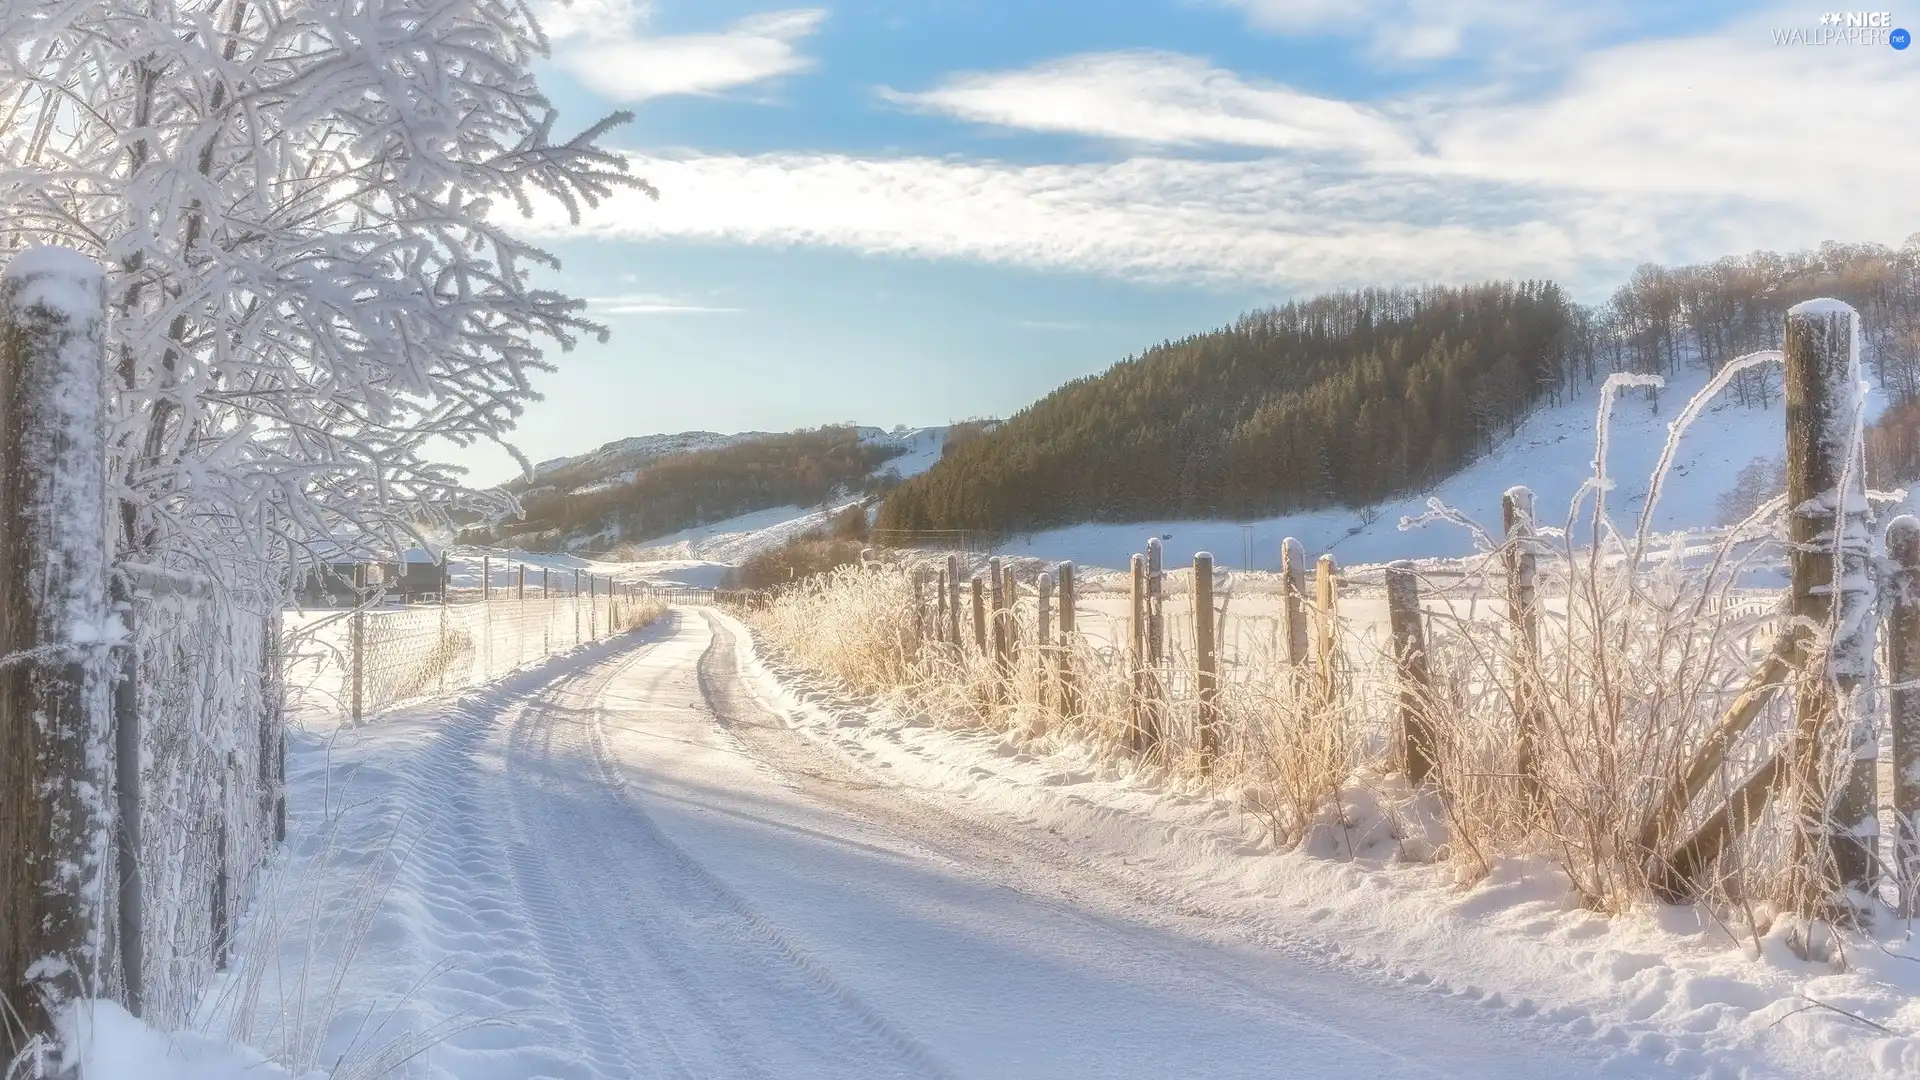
[288, 581, 699, 720]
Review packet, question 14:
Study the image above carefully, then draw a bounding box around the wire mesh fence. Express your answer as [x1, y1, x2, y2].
[287, 585, 691, 720]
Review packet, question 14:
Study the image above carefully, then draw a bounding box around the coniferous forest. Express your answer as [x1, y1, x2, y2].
[878, 240, 1920, 538]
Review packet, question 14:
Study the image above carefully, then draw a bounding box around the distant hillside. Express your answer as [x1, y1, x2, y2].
[472, 426, 942, 551]
[879, 240, 1920, 540]
[879, 281, 1581, 536]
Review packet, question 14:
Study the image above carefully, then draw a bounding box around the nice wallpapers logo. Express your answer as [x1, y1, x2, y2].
[1772, 11, 1911, 46]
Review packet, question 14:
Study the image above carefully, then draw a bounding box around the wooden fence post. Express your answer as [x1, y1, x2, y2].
[1314, 554, 1337, 704]
[1782, 299, 1876, 911]
[1387, 562, 1434, 784]
[1504, 486, 1543, 813]
[1145, 537, 1165, 671]
[1130, 553, 1151, 753]
[946, 554, 962, 646]
[1281, 537, 1308, 668]
[1058, 562, 1080, 720]
[913, 573, 927, 643]
[988, 557, 1007, 700]
[0, 247, 112, 1046]
[1889, 515, 1920, 913]
[1003, 564, 1020, 665]
[1194, 553, 1218, 775]
[971, 574, 987, 654]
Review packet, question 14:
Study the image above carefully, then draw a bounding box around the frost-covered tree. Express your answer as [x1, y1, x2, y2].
[0, 0, 649, 579]
[0, 0, 650, 1043]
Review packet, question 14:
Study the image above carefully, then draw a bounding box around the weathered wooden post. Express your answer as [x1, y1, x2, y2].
[1888, 516, 1920, 912]
[1387, 562, 1434, 784]
[1004, 564, 1020, 665]
[1058, 562, 1080, 720]
[0, 247, 112, 1046]
[1314, 554, 1338, 703]
[1504, 487, 1543, 812]
[1281, 537, 1308, 668]
[1782, 299, 1877, 911]
[1129, 553, 1150, 753]
[971, 574, 987, 654]
[1145, 537, 1165, 671]
[573, 568, 582, 645]
[946, 554, 962, 646]
[1194, 553, 1218, 775]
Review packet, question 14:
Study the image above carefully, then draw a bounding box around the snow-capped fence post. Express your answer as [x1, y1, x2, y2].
[0, 246, 112, 1048]
[1314, 554, 1338, 705]
[1281, 537, 1308, 668]
[1387, 562, 1434, 784]
[1194, 553, 1219, 775]
[1129, 553, 1150, 753]
[1503, 487, 1543, 814]
[1781, 300, 1877, 913]
[1888, 515, 1920, 913]
[1145, 538, 1165, 673]
[1058, 562, 1080, 720]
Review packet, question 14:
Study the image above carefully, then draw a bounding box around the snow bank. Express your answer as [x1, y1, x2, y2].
[54, 1001, 324, 1080]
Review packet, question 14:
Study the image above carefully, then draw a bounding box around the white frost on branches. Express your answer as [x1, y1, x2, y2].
[0, 0, 651, 581]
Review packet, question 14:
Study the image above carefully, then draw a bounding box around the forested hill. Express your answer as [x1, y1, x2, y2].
[877, 281, 1581, 536]
[468, 427, 909, 550]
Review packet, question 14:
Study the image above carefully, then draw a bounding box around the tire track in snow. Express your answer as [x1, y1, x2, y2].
[499, 611, 946, 1079]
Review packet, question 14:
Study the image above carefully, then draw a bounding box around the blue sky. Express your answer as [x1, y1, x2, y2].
[466, 0, 1920, 484]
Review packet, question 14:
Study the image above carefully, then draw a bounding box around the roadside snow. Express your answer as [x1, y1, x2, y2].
[718, 608, 1920, 1080]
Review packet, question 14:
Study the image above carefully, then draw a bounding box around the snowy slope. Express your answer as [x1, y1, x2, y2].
[1000, 366, 1810, 572]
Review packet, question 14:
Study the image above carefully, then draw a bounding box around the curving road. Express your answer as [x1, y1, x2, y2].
[386, 608, 1670, 1079]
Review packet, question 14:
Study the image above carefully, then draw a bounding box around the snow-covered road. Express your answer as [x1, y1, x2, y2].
[314, 607, 1672, 1080]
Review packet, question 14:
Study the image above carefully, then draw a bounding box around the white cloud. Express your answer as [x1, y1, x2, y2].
[1221, 0, 1598, 65]
[540, 1, 825, 102]
[534, 19, 1920, 299]
[881, 51, 1411, 156]
[586, 292, 742, 315]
